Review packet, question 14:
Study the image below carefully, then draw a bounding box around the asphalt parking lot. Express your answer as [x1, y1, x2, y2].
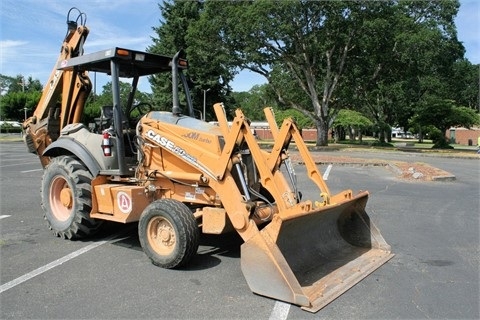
[1, 141, 479, 319]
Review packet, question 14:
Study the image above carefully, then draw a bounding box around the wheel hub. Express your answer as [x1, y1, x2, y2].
[156, 221, 175, 246]
[148, 217, 176, 255]
[49, 176, 73, 222]
[60, 187, 73, 209]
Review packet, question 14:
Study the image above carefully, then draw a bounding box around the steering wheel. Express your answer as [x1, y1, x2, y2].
[128, 102, 153, 126]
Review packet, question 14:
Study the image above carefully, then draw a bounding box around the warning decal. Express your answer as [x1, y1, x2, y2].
[117, 191, 132, 214]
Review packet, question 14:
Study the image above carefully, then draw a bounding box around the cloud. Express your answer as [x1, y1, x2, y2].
[0, 40, 30, 73]
[0, 1, 159, 85]
[0, 39, 29, 50]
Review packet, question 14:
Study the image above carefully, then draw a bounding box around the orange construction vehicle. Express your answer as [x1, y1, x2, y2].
[23, 8, 393, 312]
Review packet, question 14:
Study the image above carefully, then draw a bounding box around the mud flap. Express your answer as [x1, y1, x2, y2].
[240, 191, 394, 313]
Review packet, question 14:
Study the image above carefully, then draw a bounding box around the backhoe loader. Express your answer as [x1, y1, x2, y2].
[23, 8, 393, 312]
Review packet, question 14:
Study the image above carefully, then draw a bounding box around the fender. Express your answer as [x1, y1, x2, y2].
[43, 137, 101, 176]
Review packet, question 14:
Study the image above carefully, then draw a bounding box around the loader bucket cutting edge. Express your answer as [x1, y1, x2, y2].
[240, 191, 394, 313]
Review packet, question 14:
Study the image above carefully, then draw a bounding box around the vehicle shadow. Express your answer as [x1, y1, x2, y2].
[91, 221, 242, 271]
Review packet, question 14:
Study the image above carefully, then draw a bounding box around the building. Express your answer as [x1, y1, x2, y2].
[446, 127, 480, 146]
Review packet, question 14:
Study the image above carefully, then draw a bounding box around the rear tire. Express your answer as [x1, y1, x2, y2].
[41, 156, 101, 239]
[138, 199, 199, 268]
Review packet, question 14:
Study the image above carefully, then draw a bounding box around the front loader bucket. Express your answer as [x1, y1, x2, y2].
[241, 191, 394, 313]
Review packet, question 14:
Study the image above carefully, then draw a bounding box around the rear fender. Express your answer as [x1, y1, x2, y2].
[43, 137, 101, 176]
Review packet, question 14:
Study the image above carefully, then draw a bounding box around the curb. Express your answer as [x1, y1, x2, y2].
[293, 157, 456, 182]
[431, 175, 456, 182]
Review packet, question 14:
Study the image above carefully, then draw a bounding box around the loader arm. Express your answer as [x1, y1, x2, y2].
[23, 8, 91, 168]
[263, 107, 332, 200]
[209, 103, 393, 312]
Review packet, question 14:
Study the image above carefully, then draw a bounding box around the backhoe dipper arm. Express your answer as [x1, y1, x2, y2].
[23, 8, 91, 168]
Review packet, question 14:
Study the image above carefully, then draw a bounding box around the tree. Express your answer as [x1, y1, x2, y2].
[332, 109, 373, 143]
[231, 84, 278, 121]
[340, 0, 464, 144]
[82, 81, 153, 127]
[414, 98, 479, 148]
[205, 1, 370, 146]
[448, 60, 479, 110]
[201, 1, 464, 146]
[0, 91, 42, 121]
[0, 74, 43, 121]
[274, 108, 314, 131]
[0, 75, 42, 94]
[148, 0, 236, 121]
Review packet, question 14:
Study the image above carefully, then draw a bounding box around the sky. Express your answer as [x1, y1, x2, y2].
[0, 0, 478, 94]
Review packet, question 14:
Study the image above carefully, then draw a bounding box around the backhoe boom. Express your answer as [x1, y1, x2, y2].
[23, 8, 91, 168]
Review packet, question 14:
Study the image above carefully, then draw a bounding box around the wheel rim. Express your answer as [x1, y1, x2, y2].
[49, 175, 73, 222]
[147, 216, 176, 256]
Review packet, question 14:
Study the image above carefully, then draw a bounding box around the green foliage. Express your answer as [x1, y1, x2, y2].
[231, 84, 277, 121]
[448, 60, 479, 109]
[274, 108, 314, 131]
[413, 98, 479, 148]
[427, 128, 452, 149]
[332, 110, 373, 129]
[0, 74, 43, 121]
[0, 122, 22, 133]
[82, 81, 153, 126]
[340, 0, 464, 143]
[147, 0, 235, 121]
[331, 109, 373, 142]
[1, 74, 42, 94]
[185, 0, 473, 147]
[204, 0, 368, 145]
[0, 91, 41, 121]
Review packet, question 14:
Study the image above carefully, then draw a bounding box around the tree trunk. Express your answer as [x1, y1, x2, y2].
[418, 127, 424, 143]
[386, 127, 392, 142]
[315, 118, 329, 146]
[378, 130, 386, 143]
[349, 127, 356, 142]
[334, 127, 344, 143]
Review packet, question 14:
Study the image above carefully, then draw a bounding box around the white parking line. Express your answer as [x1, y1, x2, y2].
[269, 301, 291, 320]
[0, 235, 129, 294]
[322, 164, 333, 180]
[0, 215, 11, 219]
[21, 169, 42, 173]
[1, 157, 37, 162]
[0, 161, 39, 168]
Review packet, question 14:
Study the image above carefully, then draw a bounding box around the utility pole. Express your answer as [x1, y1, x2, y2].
[19, 77, 26, 121]
[18, 76, 25, 92]
[203, 88, 210, 121]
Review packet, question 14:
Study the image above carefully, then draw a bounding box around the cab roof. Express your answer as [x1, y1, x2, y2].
[56, 47, 187, 78]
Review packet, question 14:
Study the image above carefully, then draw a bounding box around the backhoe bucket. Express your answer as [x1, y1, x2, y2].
[241, 191, 394, 313]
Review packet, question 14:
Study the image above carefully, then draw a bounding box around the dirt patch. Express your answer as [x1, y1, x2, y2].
[289, 152, 455, 181]
[389, 161, 455, 181]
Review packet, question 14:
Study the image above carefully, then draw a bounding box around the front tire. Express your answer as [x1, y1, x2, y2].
[41, 156, 101, 239]
[138, 199, 199, 269]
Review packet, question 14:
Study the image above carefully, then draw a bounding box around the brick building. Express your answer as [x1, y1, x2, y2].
[251, 123, 318, 141]
[251, 122, 480, 146]
[446, 127, 480, 146]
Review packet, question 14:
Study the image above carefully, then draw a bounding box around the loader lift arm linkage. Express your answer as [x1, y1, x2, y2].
[205, 104, 395, 311]
[24, 7, 394, 314]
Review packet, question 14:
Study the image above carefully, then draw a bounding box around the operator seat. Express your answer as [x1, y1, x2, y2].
[95, 105, 114, 132]
[96, 105, 131, 130]
[96, 105, 137, 156]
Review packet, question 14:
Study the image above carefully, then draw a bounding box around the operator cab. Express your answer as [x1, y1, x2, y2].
[57, 47, 193, 176]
